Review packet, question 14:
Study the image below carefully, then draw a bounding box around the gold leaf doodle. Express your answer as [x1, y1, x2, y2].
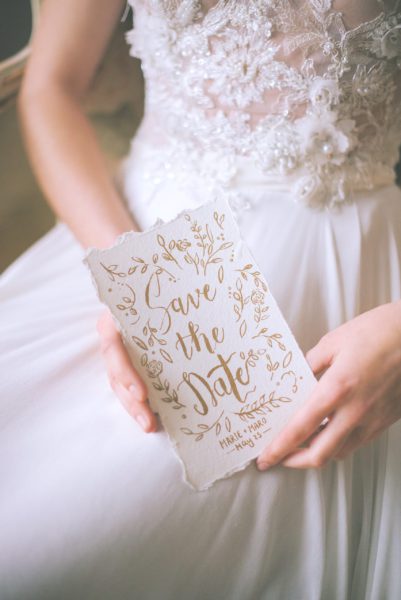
[234, 391, 292, 422]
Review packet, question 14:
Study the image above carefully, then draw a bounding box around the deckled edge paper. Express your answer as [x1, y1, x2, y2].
[83, 197, 317, 491]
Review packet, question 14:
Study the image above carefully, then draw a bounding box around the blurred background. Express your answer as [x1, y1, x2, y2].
[0, 0, 144, 273]
[1, 1, 401, 274]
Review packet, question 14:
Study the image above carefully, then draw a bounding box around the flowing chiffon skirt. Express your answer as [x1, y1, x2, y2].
[1, 142, 401, 600]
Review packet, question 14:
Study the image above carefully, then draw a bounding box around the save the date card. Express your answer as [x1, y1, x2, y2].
[83, 198, 317, 490]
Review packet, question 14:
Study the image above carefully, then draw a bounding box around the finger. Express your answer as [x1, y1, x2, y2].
[256, 369, 347, 470]
[279, 410, 355, 468]
[305, 334, 335, 376]
[98, 313, 148, 402]
[105, 344, 158, 431]
[274, 422, 329, 465]
[97, 312, 157, 432]
[333, 426, 377, 460]
[302, 414, 332, 445]
[111, 379, 158, 433]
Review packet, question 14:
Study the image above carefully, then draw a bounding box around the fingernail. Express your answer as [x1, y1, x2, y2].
[128, 384, 136, 395]
[136, 414, 150, 431]
[256, 460, 270, 471]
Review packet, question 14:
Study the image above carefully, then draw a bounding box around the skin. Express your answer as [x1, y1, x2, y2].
[257, 300, 401, 469]
[19, 0, 157, 432]
[20, 0, 401, 456]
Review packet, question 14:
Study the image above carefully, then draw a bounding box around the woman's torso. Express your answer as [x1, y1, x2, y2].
[122, 0, 401, 211]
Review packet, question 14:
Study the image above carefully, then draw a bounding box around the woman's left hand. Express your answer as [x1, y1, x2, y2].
[256, 300, 401, 471]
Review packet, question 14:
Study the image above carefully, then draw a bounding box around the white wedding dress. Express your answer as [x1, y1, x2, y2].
[1, 1, 401, 598]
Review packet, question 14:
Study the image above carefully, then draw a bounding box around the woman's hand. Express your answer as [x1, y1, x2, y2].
[96, 309, 158, 433]
[256, 300, 401, 471]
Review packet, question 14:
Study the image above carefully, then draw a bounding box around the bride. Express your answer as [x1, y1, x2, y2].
[1, 1, 401, 598]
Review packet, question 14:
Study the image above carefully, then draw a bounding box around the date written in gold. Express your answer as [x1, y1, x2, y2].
[219, 418, 271, 451]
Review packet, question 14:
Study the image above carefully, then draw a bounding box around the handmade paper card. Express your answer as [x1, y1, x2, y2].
[83, 198, 317, 490]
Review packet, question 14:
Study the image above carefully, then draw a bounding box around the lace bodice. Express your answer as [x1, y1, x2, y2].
[124, 1, 401, 210]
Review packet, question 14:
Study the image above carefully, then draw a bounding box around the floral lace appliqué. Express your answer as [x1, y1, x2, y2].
[124, 0, 401, 210]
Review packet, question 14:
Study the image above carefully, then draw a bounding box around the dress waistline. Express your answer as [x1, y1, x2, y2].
[117, 137, 398, 212]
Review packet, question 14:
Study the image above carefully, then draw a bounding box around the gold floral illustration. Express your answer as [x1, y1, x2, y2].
[252, 327, 287, 351]
[140, 353, 185, 410]
[182, 212, 233, 275]
[101, 262, 127, 282]
[113, 283, 140, 324]
[180, 410, 225, 441]
[128, 255, 177, 282]
[234, 391, 293, 422]
[97, 205, 304, 452]
[230, 264, 269, 337]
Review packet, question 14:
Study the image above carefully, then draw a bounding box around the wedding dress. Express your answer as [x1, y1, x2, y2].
[1, 1, 401, 598]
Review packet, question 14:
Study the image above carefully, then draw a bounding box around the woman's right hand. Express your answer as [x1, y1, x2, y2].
[96, 309, 158, 433]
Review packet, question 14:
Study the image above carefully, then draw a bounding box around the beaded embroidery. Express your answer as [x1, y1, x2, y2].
[124, 1, 401, 211]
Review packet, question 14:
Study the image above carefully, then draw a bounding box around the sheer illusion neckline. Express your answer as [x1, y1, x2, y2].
[125, 0, 401, 210]
[193, 0, 396, 37]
